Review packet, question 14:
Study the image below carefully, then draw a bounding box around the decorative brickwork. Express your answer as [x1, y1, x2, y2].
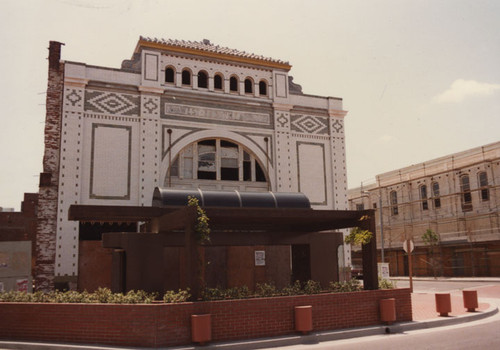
[274, 111, 293, 192]
[0, 288, 411, 348]
[85, 90, 140, 116]
[291, 114, 329, 135]
[35, 41, 64, 291]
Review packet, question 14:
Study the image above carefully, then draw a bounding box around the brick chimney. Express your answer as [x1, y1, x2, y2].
[35, 41, 65, 291]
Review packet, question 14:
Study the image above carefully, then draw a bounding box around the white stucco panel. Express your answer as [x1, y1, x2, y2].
[297, 143, 327, 205]
[90, 125, 131, 199]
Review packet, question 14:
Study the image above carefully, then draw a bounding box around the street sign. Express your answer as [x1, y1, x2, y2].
[403, 239, 415, 293]
[403, 239, 414, 253]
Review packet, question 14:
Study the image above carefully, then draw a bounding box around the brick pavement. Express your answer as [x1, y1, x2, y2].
[411, 284, 499, 321]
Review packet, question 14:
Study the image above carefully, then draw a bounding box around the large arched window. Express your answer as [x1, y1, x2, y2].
[165, 67, 175, 83]
[214, 74, 223, 90]
[198, 71, 208, 88]
[182, 69, 191, 86]
[167, 138, 268, 187]
[229, 76, 239, 92]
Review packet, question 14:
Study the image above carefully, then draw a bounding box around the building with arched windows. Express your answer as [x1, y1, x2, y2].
[36, 38, 349, 291]
[348, 141, 500, 277]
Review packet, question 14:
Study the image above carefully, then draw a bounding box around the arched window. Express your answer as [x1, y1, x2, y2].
[168, 138, 268, 185]
[244, 78, 253, 94]
[165, 67, 175, 83]
[214, 74, 223, 90]
[182, 69, 191, 86]
[390, 190, 398, 216]
[197, 71, 208, 88]
[420, 184, 428, 210]
[478, 171, 489, 201]
[259, 80, 267, 96]
[230, 76, 238, 92]
[432, 181, 441, 208]
[460, 174, 472, 211]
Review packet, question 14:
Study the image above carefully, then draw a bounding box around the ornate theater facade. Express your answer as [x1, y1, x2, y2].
[36, 38, 349, 290]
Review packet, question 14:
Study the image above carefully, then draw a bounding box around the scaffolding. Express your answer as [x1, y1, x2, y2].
[349, 149, 500, 277]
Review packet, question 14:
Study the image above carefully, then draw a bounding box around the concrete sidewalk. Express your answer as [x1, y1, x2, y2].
[1, 285, 499, 350]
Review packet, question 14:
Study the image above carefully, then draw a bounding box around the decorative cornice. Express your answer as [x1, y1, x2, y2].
[328, 109, 348, 118]
[139, 86, 164, 94]
[64, 77, 89, 88]
[135, 37, 292, 71]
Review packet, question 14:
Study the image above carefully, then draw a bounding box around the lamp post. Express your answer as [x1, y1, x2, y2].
[362, 190, 384, 263]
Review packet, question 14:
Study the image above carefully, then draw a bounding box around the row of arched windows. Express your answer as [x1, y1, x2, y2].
[389, 171, 491, 216]
[164, 66, 268, 96]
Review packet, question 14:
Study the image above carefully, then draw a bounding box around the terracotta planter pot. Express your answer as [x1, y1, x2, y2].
[191, 314, 211, 345]
[380, 298, 396, 324]
[294, 305, 313, 334]
[463, 290, 478, 312]
[435, 293, 452, 317]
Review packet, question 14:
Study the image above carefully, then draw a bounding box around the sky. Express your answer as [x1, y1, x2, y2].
[0, 0, 499, 210]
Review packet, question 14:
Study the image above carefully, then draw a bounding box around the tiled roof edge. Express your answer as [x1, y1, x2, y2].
[139, 36, 290, 65]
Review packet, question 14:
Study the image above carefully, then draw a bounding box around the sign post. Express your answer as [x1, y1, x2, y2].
[403, 239, 414, 293]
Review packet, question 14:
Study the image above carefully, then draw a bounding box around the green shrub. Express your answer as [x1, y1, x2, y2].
[0, 288, 159, 304]
[202, 286, 251, 301]
[281, 280, 303, 296]
[201, 286, 225, 300]
[345, 226, 373, 245]
[188, 196, 211, 244]
[224, 286, 251, 299]
[255, 282, 279, 297]
[0, 278, 381, 304]
[378, 278, 396, 289]
[303, 280, 322, 294]
[163, 289, 191, 303]
[0, 290, 30, 302]
[328, 279, 363, 293]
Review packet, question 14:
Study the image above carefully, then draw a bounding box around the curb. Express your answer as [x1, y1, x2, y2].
[393, 298, 499, 333]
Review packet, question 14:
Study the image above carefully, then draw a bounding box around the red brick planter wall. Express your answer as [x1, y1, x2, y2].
[0, 288, 411, 348]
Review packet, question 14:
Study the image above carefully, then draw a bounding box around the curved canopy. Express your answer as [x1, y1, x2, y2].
[152, 188, 311, 209]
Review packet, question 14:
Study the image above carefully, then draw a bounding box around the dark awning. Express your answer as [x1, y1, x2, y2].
[69, 204, 374, 233]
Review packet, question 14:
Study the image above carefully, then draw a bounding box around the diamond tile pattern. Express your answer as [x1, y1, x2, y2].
[291, 114, 329, 135]
[85, 90, 140, 116]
